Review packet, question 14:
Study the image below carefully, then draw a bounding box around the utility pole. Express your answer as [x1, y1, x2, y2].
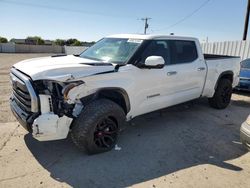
[141, 17, 151, 34]
[243, 0, 250, 40]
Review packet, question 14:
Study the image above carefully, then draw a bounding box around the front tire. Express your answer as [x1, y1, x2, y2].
[71, 99, 125, 154]
[208, 79, 232, 109]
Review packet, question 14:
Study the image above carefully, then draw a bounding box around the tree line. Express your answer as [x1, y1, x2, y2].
[54, 38, 95, 46]
[0, 36, 8, 43]
[0, 36, 95, 46]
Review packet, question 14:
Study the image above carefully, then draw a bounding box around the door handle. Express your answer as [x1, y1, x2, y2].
[197, 67, 205, 71]
[167, 71, 177, 76]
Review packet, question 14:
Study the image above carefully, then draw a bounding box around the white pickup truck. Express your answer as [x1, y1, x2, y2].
[10, 34, 240, 154]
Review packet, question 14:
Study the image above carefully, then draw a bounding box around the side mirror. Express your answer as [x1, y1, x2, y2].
[144, 56, 165, 69]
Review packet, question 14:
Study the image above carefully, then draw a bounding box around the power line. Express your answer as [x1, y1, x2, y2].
[0, 0, 133, 19]
[154, 0, 211, 32]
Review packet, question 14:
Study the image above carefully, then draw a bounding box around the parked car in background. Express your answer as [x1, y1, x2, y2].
[235, 58, 250, 91]
[240, 114, 250, 150]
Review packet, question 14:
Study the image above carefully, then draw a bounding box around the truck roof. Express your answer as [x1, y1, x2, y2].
[107, 34, 198, 41]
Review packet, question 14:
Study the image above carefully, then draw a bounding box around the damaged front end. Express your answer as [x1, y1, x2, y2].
[30, 79, 85, 141]
[10, 67, 98, 141]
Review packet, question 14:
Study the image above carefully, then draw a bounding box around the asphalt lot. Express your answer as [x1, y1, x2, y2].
[0, 53, 250, 188]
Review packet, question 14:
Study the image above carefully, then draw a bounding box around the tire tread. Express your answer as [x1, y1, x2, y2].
[71, 98, 125, 154]
[208, 79, 232, 109]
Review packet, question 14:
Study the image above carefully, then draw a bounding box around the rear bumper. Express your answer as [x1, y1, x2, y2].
[240, 122, 250, 150]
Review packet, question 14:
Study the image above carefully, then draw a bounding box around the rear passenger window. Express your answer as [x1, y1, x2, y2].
[168, 40, 198, 64]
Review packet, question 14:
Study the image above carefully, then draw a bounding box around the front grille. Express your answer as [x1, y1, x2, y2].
[11, 75, 31, 112]
[10, 68, 39, 113]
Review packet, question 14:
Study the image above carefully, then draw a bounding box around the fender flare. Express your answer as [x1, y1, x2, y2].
[97, 87, 131, 113]
[214, 70, 234, 89]
[81, 87, 131, 114]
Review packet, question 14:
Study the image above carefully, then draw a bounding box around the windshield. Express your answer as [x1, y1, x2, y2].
[241, 59, 250, 69]
[80, 38, 143, 64]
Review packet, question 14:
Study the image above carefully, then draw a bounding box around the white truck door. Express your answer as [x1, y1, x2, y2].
[132, 40, 172, 116]
[162, 40, 207, 106]
[133, 39, 206, 117]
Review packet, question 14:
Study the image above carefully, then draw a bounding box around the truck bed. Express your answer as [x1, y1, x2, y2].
[202, 54, 241, 97]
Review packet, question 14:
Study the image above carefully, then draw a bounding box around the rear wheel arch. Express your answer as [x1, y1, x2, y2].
[215, 71, 233, 89]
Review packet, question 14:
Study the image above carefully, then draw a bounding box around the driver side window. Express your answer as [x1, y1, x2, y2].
[141, 40, 170, 64]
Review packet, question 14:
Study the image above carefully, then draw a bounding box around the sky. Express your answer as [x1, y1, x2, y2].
[0, 0, 249, 42]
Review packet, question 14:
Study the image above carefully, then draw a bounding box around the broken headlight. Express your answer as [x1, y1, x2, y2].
[62, 80, 84, 100]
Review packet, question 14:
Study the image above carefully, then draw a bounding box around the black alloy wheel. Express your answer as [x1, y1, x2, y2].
[94, 117, 118, 149]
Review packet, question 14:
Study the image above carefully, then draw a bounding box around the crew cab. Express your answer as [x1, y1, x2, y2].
[10, 34, 240, 154]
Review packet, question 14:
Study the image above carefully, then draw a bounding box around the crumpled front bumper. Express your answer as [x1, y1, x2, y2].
[32, 114, 73, 141]
[10, 96, 38, 132]
[11, 94, 73, 141]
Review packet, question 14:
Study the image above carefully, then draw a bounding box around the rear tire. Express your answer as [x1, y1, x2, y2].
[71, 99, 125, 155]
[208, 79, 232, 109]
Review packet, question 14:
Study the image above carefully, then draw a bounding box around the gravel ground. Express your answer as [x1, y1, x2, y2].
[0, 53, 249, 188]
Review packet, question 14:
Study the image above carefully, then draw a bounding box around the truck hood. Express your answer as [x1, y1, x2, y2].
[13, 55, 115, 81]
[240, 69, 250, 78]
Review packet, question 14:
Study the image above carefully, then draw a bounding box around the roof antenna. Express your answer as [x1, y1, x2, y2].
[170, 33, 175, 35]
